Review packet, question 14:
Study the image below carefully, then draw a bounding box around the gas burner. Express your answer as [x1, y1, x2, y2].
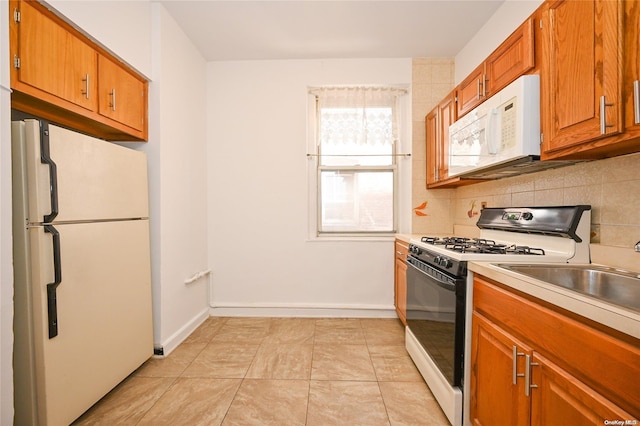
[420, 236, 547, 255]
[505, 245, 546, 256]
[421, 236, 471, 246]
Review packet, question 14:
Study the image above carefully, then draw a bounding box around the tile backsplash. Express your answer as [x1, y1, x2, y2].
[412, 58, 640, 249]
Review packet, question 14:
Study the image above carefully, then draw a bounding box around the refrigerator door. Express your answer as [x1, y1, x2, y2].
[22, 219, 152, 426]
[19, 119, 149, 223]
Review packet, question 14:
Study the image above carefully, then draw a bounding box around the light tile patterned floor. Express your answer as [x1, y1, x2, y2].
[73, 317, 450, 425]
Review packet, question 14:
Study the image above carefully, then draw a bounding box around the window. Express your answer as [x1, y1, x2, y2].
[308, 87, 407, 235]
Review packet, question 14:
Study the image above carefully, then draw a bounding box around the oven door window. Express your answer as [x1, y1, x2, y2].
[406, 260, 464, 386]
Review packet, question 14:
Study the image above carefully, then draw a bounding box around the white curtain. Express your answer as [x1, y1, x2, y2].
[310, 86, 406, 146]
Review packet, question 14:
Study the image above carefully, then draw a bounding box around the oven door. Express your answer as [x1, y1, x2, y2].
[406, 255, 466, 387]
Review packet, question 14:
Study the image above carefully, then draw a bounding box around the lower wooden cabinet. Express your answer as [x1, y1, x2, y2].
[471, 312, 531, 426]
[471, 275, 640, 425]
[394, 240, 408, 325]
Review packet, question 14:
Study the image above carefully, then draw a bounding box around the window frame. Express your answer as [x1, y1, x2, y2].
[307, 87, 407, 239]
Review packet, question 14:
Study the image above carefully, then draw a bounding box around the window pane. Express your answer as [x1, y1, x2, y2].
[320, 171, 394, 232]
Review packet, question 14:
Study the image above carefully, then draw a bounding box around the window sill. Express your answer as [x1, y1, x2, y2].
[306, 234, 396, 243]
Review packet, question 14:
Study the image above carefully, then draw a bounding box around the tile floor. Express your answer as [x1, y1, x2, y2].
[74, 317, 450, 425]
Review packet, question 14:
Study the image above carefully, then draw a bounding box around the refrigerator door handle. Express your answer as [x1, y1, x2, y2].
[40, 124, 59, 223]
[44, 225, 62, 338]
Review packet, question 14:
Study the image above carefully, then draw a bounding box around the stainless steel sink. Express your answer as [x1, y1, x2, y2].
[496, 264, 640, 312]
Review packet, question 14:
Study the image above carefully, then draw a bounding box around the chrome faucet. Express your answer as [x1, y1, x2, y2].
[636, 241, 640, 252]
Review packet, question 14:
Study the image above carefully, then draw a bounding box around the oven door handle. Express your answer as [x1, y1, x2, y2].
[406, 260, 457, 292]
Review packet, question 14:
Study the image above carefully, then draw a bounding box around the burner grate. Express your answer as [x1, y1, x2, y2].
[420, 236, 546, 255]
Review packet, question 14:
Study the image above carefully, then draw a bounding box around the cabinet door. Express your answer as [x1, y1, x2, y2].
[530, 352, 635, 426]
[456, 63, 486, 118]
[542, 0, 622, 154]
[471, 312, 531, 426]
[16, 0, 97, 111]
[485, 17, 535, 96]
[98, 55, 147, 132]
[394, 241, 408, 325]
[425, 108, 439, 186]
[437, 93, 456, 180]
[426, 91, 456, 187]
[623, 1, 640, 134]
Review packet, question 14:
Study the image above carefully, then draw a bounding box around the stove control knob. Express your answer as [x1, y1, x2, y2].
[440, 258, 452, 268]
[434, 256, 441, 264]
[411, 246, 421, 255]
[522, 212, 534, 220]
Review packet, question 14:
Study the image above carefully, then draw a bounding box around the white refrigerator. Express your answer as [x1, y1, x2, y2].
[11, 119, 153, 426]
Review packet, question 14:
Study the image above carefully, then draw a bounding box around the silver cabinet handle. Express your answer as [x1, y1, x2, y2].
[109, 88, 116, 111]
[482, 74, 487, 97]
[600, 95, 614, 134]
[634, 80, 639, 125]
[477, 78, 484, 100]
[396, 251, 403, 255]
[512, 345, 525, 385]
[81, 74, 90, 99]
[524, 354, 539, 397]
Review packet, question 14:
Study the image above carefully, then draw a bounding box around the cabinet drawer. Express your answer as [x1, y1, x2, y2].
[473, 275, 640, 417]
[394, 240, 408, 260]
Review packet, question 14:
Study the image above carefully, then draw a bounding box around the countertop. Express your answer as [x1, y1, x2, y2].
[468, 261, 640, 340]
[394, 234, 421, 244]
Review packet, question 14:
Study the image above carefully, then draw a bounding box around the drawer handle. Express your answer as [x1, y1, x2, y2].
[81, 74, 90, 99]
[396, 251, 403, 255]
[600, 95, 614, 134]
[524, 354, 539, 397]
[477, 78, 484, 100]
[109, 88, 117, 111]
[512, 346, 525, 385]
[634, 80, 639, 125]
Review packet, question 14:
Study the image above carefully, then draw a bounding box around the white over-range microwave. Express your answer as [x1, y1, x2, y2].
[448, 74, 551, 179]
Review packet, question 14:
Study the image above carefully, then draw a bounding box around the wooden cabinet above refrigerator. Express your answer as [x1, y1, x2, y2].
[9, 0, 148, 141]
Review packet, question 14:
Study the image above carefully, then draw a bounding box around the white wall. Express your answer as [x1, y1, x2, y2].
[46, 0, 152, 78]
[143, 4, 209, 354]
[206, 59, 411, 317]
[455, 0, 543, 84]
[1, 1, 14, 421]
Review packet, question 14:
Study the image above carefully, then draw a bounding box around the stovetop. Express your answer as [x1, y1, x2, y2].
[419, 236, 546, 255]
[408, 206, 593, 271]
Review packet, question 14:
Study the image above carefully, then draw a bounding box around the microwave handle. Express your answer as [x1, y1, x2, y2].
[486, 108, 500, 155]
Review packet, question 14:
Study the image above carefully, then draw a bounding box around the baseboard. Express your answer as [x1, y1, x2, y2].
[208, 303, 397, 319]
[153, 307, 209, 358]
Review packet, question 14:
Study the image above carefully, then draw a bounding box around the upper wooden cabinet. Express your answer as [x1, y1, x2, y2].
[540, 0, 640, 160]
[457, 17, 535, 118]
[540, 0, 623, 158]
[11, 0, 98, 112]
[456, 63, 486, 119]
[426, 90, 477, 188]
[485, 17, 535, 97]
[9, 0, 148, 141]
[426, 91, 456, 186]
[98, 54, 147, 133]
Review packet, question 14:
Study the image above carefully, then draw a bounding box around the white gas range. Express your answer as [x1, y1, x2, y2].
[404, 206, 592, 426]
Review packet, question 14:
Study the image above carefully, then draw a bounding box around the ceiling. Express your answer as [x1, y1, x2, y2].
[159, 1, 505, 61]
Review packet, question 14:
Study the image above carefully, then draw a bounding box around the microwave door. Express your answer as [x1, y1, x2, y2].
[449, 113, 489, 176]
